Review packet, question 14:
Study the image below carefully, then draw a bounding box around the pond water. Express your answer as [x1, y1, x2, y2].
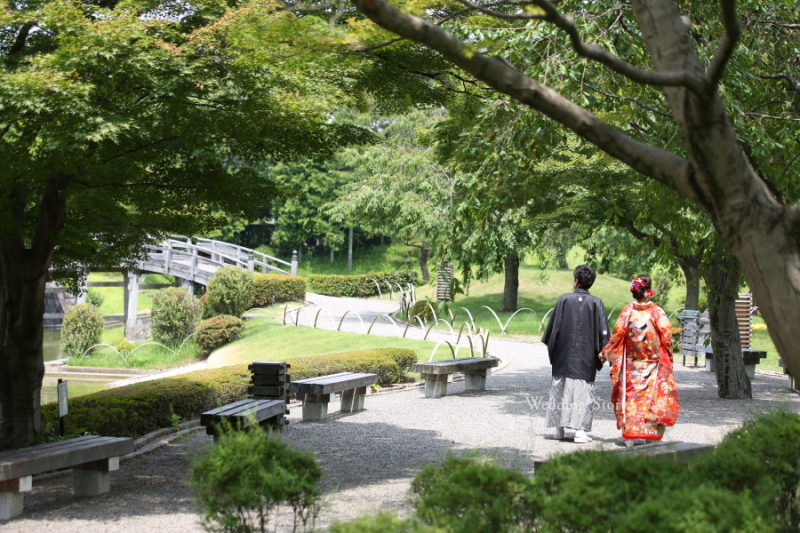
[41, 329, 114, 404]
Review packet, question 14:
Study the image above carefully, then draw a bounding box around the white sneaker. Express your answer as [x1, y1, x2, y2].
[552, 427, 565, 440]
[574, 430, 592, 443]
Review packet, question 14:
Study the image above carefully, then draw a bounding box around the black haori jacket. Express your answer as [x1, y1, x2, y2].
[541, 288, 610, 382]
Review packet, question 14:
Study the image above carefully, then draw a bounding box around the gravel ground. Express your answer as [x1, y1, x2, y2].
[4, 295, 800, 532]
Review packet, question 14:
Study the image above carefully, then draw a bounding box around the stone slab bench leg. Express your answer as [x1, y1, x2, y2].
[74, 457, 119, 496]
[422, 374, 449, 399]
[0, 476, 32, 521]
[464, 368, 490, 392]
[340, 386, 367, 413]
[302, 394, 331, 421]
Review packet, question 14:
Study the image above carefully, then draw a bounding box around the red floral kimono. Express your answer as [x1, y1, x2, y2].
[599, 302, 680, 440]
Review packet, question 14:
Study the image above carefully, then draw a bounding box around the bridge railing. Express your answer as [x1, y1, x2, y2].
[174, 236, 295, 275]
[144, 236, 297, 280]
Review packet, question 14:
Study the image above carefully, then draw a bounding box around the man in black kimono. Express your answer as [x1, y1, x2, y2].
[541, 265, 609, 443]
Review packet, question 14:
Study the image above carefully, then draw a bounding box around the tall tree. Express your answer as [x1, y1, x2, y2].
[344, 0, 800, 380]
[0, 0, 375, 448]
[327, 109, 455, 282]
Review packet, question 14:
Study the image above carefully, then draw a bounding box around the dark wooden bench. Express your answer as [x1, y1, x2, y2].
[697, 346, 767, 378]
[0, 435, 134, 520]
[412, 357, 499, 398]
[533, 441, 714, 473]
[289, 372, 378, 421]
[200, 399, 288, 438]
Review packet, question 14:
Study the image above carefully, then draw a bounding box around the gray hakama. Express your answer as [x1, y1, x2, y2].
[545, 376, 595, 431]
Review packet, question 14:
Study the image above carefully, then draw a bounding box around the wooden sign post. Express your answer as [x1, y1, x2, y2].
[57, 378, 68, 436]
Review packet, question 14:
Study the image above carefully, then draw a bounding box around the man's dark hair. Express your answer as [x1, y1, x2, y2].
[573, 265, 596, 289]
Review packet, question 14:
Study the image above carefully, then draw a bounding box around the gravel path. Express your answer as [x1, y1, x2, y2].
[4, 295, 800, 532]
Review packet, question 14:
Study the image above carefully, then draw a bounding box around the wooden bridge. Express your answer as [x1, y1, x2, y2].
[45, 236, 298, 339]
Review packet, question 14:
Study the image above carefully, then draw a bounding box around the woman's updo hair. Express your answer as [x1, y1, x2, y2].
[630, 274, 653, 300]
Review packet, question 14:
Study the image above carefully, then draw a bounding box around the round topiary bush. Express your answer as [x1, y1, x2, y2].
[60, 303, 105, 358]
[196, 315, 245, 356]
[204, 267, 255, 319]
[411, 300, 435, 322]
[150, 287, 202, 347]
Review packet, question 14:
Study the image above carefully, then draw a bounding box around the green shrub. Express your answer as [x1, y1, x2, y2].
[330, 514, 442, 533]
[410, 300, 435, 321]
[151, 287, 202, 347]
[191, 426, 321, 533]
[251, 274, 306, 307]
[411, 455, 538, 533]
[692, 410, 800, 529]
[530, 448, 772, 533]
[41, 365, 252, 437]
[60, 303, 105, 358]
[196, 315, 245, 356]
[116, 340, 134, 358]
[308, 271, 418, 297]
[86, 288, 105, 308]
[204, 266, 255, 318]
[288, 348, 416, 385]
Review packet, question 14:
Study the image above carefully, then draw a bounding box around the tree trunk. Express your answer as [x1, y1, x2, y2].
[0, 248, 50, 449]
[347, 227, 353, 274]
[419, 242, 430, 282]
[682, 263, 701, 311]
[0, 189, 65, 449]
[704, 246, 752, 400]
[500, 253, 520, 313]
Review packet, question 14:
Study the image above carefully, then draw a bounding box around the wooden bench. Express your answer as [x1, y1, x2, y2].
[697, 346, 767, 378]
[289, 372, 378, 421]
[200, 399, 288, 438]
[533, 441, 714, 473]
[0, 435, 134, 520]
[412, 357, 499, 398]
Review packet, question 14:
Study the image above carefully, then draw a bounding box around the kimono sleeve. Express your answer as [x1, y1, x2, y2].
[599, 304, 631, 364]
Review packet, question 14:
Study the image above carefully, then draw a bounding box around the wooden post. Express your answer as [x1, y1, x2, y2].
[190, 245, 198, 281]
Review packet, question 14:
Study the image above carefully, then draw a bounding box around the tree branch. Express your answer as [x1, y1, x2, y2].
[748, 100, 784, 112]
[583, 83, 673, 117]
[9, 24, 34, 56]
[101, 136, 181, 164]
[448, 0, 705, 91]
[73, 180, 206, 191]
[349, 0, 702, 206]
[706, 0, 741, 88]
[744, 112, 800, 122]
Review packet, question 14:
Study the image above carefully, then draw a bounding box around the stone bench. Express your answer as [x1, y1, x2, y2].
[696, 346, 767, 378]
[200, 399, 288, 437]
[0, 435, 134, 520]
[289, 372, 378, 421]
[533, 441, 714, 473]
[412, 357, 499, 398]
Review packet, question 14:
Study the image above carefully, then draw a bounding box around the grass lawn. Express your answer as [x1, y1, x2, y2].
[87, 272, 175, 317]
[751, 316, 781, 373]
[407, 260, 685, 340]
[66, 327, 201, 369]
[207, 316, 449, 370]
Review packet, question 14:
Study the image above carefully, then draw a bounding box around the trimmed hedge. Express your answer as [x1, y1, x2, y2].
[42, 365, 252, 438]
[288, 348, 417, 385]
[251, 274, 306, 307]
[308, 271, 419, 297]
[42, 348, 418, 438]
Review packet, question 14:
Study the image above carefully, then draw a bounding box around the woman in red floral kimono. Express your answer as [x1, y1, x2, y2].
[599, 275, 679, 445]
